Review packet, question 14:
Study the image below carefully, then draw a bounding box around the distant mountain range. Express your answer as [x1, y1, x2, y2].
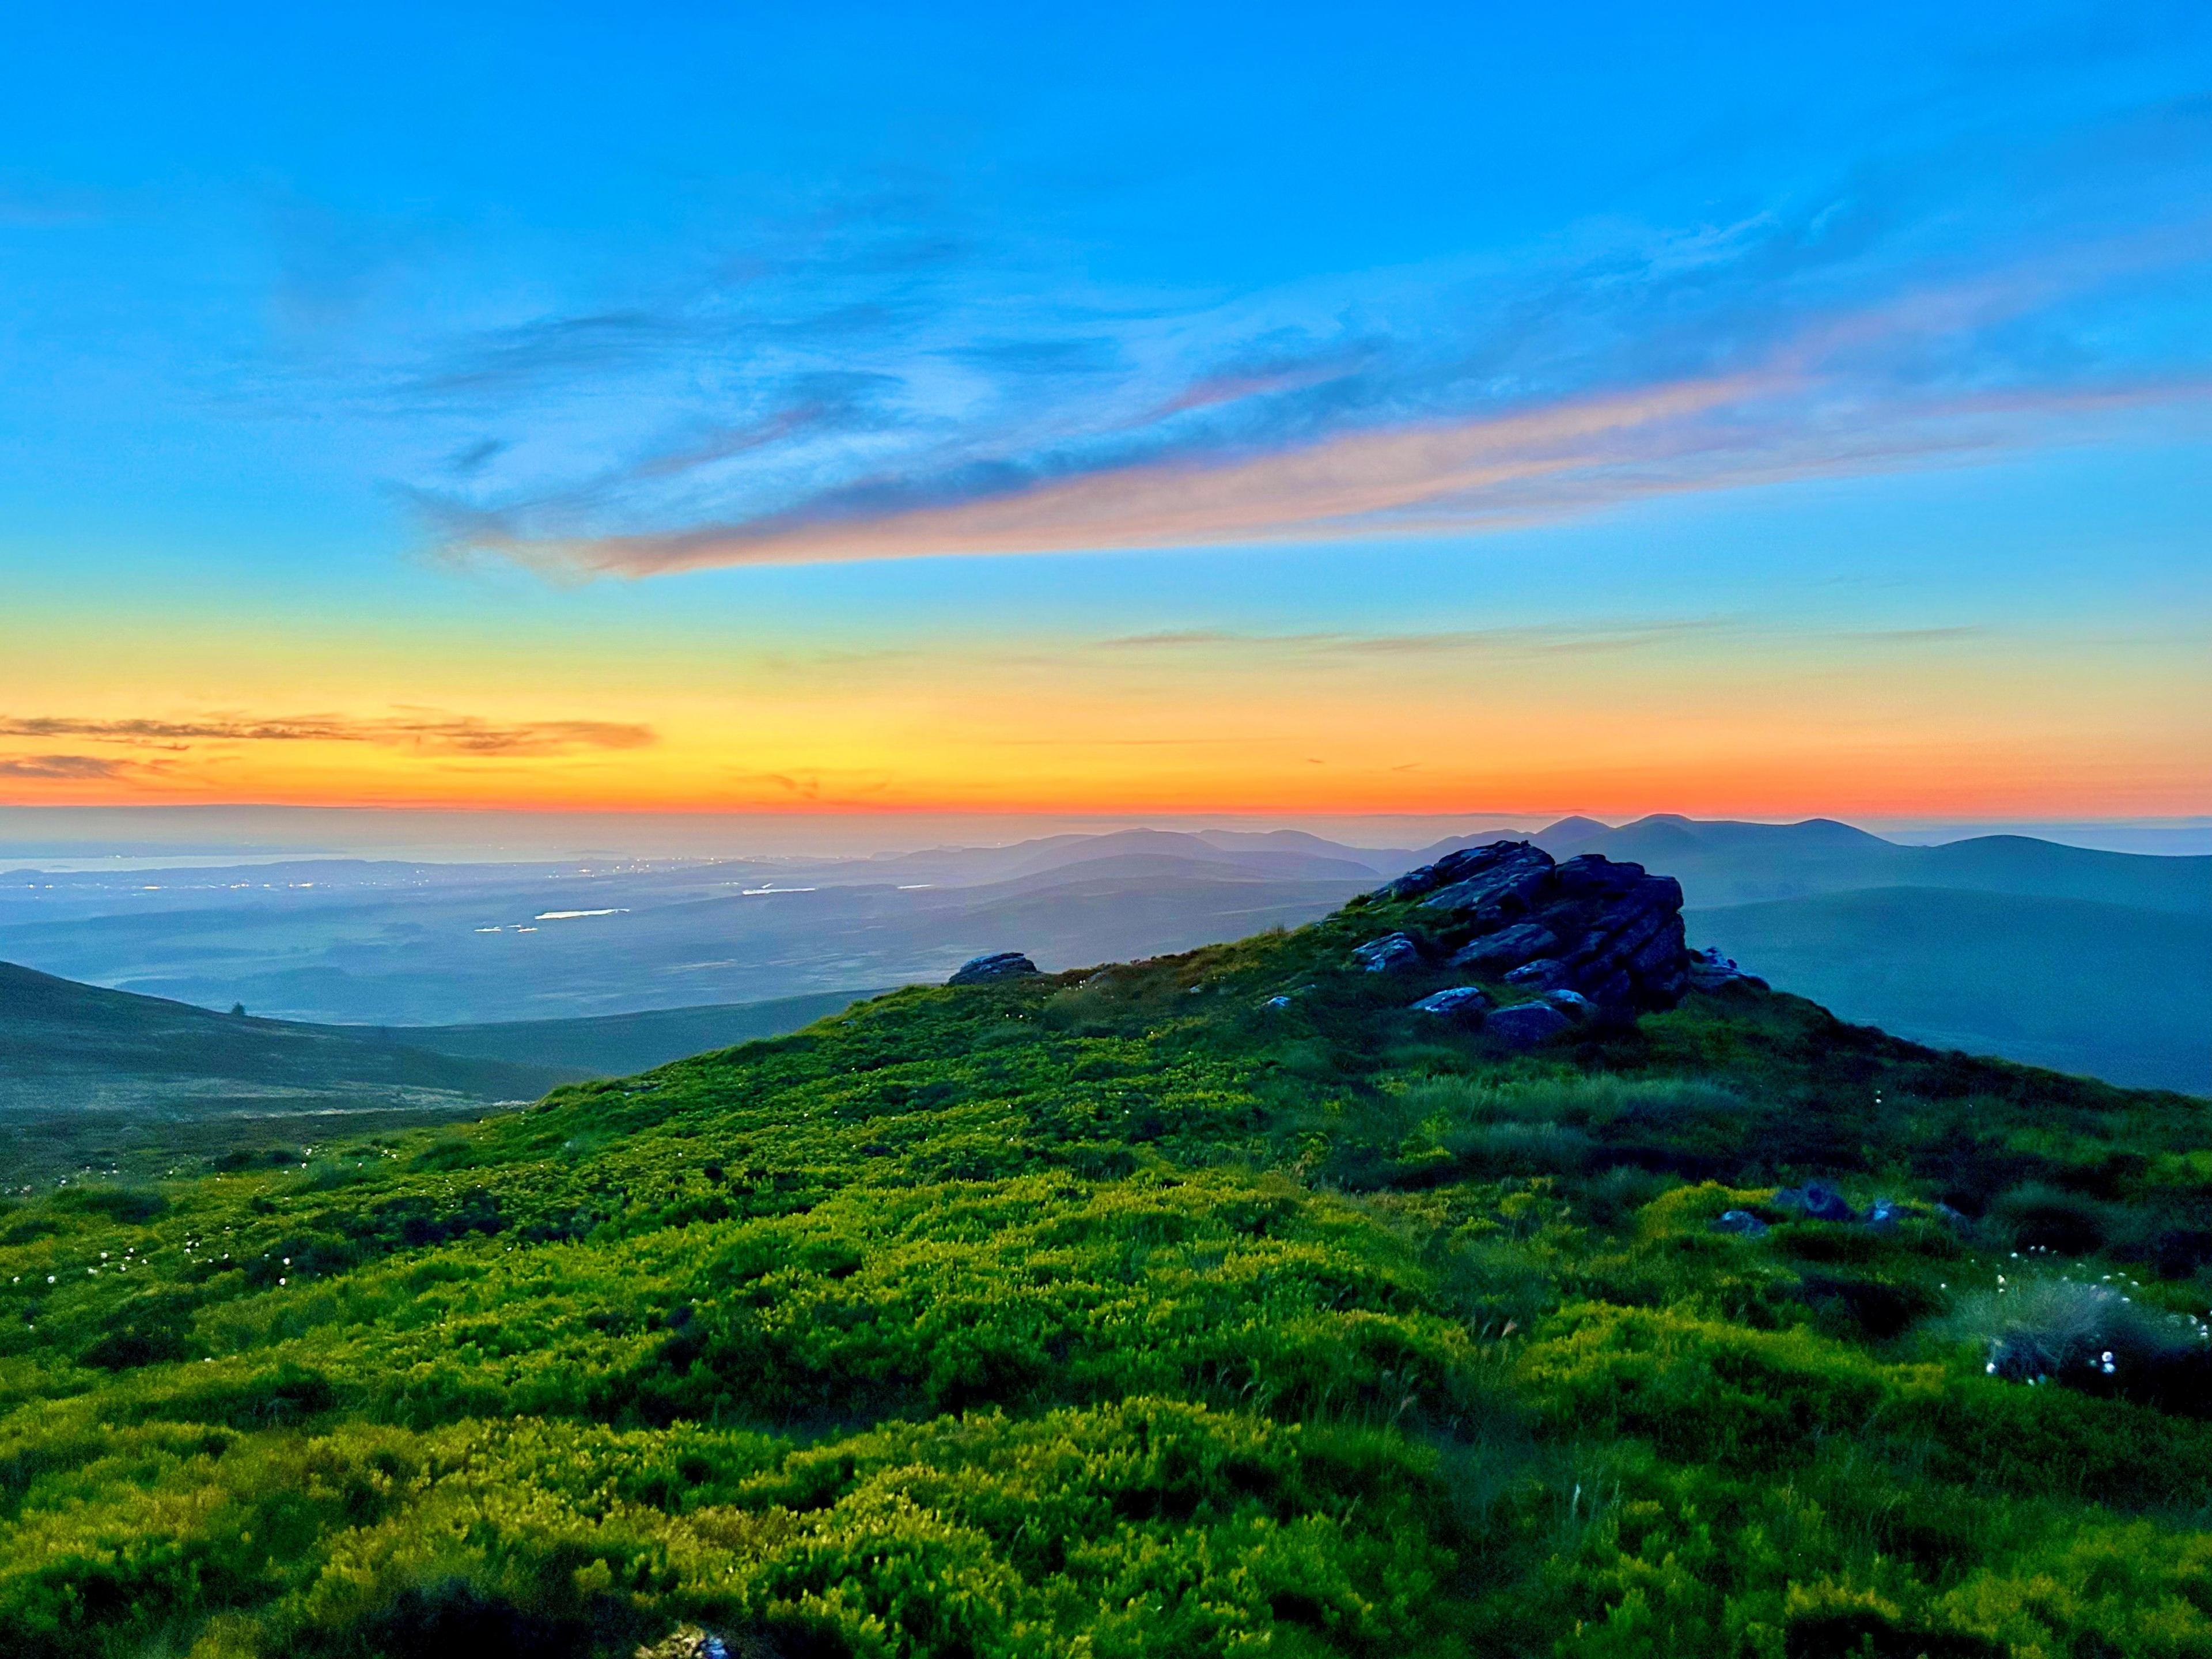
[1, 815, 2203, 1092]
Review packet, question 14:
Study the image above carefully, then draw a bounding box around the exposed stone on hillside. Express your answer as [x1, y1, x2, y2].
[1410, 986, 1491, 1022]
[947, 952, 1040, 986]
[1365, 840, 1689, 1015]
[1350, 932, 1423, 972]
[1449, 922, 1559, 974]
[1484, 1002, 1574, 1048]
[1687, 946, 1763, 991]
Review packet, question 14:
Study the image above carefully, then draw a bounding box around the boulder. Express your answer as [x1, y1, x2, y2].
[1484, 1002, 1573, 1049]
[1541, 988, 1595, 1020]
[1687, 946, 1756, 991]
[1351, 932, 1423, 972]
[947, 951, 1040, 986]
[1775, 1183, 1856, 1224]
[1410, 986, 1491, 1023]
[1933, 1201, 1975, 1236]
[1449, 921, 1560, 973]
[1419, 844, 1555, 918]
[1374, 840, 1538, 903]
[1712, 1209, 1770, 1237]
[1503, 958, 1567, 989]
[635, 1628, 732, 1659]
[1263, 994, 1293, 1010]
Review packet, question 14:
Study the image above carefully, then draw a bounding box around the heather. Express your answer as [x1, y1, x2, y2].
[4, 891, 2210, 1658]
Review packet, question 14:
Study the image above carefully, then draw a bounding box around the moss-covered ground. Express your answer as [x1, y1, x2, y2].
[5, 893, 2211, 1657]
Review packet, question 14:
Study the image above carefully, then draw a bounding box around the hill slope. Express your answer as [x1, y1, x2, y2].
[1691, 886, 2212, 1092]
[358, 989, 883, 1077]
[5, 869, 2212, 1657]
[1545, 813, 2212, 912]
[0, 960, 578, 1116]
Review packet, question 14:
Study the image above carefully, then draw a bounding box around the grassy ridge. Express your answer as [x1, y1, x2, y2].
[3, 895, 2211, 1657]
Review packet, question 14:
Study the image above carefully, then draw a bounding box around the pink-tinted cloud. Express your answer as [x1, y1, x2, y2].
[481, 363, 2211, 577]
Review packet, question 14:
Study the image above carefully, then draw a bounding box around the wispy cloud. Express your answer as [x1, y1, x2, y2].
[0, 712, 655, 755]
[0, 754, 131, 779]
[323, 96, 2212, 576]
[1093, 620, 1737, 658]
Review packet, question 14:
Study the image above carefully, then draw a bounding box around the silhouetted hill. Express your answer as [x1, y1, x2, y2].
[1690, 886, 2212, 1093]
[1543, 815, 2210, 913]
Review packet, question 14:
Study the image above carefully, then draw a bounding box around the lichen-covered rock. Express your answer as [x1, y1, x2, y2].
[1687, 946, 1754, 990]
[1410, 986, 1491, 1022]
[1449, 922, 1560, 973]
[1351, 931, 1423, 972]
[948, 951, 1040, 986]
[1484, 1002, 1574, 1048]
[1775, 1182, 1856, 1223]
[1368, 840, 1689, 1017]
[636, 1628, 732, 1659]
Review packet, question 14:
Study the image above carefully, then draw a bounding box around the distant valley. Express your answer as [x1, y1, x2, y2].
[2, 814, 2204, 1095]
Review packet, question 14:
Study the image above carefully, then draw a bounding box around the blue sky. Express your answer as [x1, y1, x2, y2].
[0, 2, 2207, 820]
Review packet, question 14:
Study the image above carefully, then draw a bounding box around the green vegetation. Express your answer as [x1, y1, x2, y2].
[0, 960, 580, 1121]
[3, 892, 2210, 1657]
[0, 966, 874, 1186]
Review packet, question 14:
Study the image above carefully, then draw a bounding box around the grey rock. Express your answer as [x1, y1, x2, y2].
[947, 951, 1040, 986]
[1775, 1183, 1856, 1224]
[1503, 958, 1567, 988]
[1374, 840, 1536, 903]
[1712, 1209, 1770, 1237]
[1351, 932, 1424, 972]
[1484, 1002, 1573, 1048]
[1263, 994, 1293, 1009]
[1541, 988, 1595, 1020]
[1420, 844, 1556, 916]
[1410, 986, 1491, 1022]
[1866, 1197, 1909, 1231]
[1686, 946, 1747, 991]
[1449, 922, 1560, 974]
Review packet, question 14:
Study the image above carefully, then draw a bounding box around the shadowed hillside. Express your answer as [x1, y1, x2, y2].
[0, 961, 578, 1118]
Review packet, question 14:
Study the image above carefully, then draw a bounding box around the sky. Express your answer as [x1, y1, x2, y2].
[2, 1, 2209, 826]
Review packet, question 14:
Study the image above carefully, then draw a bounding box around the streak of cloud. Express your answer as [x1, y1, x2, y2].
[0, 754, 131, 779]
[349, 94, 2212, 577]
[0, 713, 656, 755]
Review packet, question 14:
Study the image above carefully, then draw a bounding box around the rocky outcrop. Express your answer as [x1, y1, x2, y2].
[1484, 1002, 1574, 1048]
[1350, 932, 1423, 972]
[1410, 986, 1491, 1022]
[1687, 946, 1763, 991]
[1449, 922, 1560, 974]
[947, 952, 1040, 986]
[1366, 840, 1689, 1015]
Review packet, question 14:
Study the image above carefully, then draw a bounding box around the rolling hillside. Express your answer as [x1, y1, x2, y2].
[0, 960, 578, 1118]
[1541, 814, 2211, 913]
[6, 863, 2212, 1656]
[361, 989, 881, 1077]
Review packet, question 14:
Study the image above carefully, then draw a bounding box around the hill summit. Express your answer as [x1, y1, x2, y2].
[2, 860, 2210, 1658]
